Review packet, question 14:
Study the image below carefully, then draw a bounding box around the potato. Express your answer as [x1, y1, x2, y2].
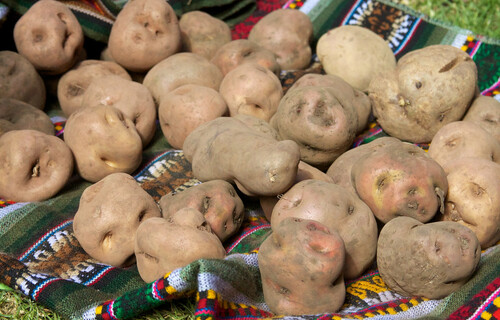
[211, 39, 280, 76]
[108, 0, 181, 73]
[143, 52, 223, 106]
[13, 0, 84, 75]
[0, 129, 73, 202]
[158, 180, 245, 241]
[369, 44, 478, 143]
[463, 95, 500, 142]
[179, 11, 232, 60]
[72, 173, 161, 267]
[377, 216, 481, 299]
[81, 75, 157, 146]
[270, 179, 378, 279]
[0, 51, 46, 110]
[158, 84, 228, 149]
[248, 9, 313, 70]
[57, 59, 131, 117]
[270, 85, 359, 169]
[135, 212, 226, 283]
[63, 105, 143, 182]
[316, 25, 396, 92]
[0, 98, 54, 137]
[183, 116, 301, 197]
[219, 63, 283, 122]
[440, 157, 500, 249]
[258, 217, 345, 315]
[288, 73, 372, 134]
[428, 121, 500, 170]
[352, 141, 448, 223]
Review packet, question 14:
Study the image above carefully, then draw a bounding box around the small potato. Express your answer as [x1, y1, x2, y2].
[211, 39, 280, 76]
[143, 52, 223, 106]
[158, 180, 244, 241]
[63, 105, 143, 182]
[258, 217, 345, 315]
[463, 95, 500, 142]
[0, 51, 46, 110]
[248, 9, 313, 70]
[0, 98, 54, 137]
[428, 121, 500, 170]
[72, 173, 161, 267]
[369, 44, 478, 143]
[13, 0, 84, 75]
[0, 129, 73, 202]
[108, 0, 181, 73]
[179, 11, 232, 60]
[135, 213, 226, 283]
[57, 59, 131, 117]
[158, 84, 228, 149]
[377, 216, 481, 299]
[316, 25, 396, 92]
[441, 157, 500, 249]
[219, 63, 283, 122]
[81, 75, 157, 146]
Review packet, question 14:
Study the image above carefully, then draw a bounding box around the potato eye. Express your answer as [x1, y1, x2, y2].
[138, 210, 146, 223]
[224, 222, 228, 231]
[102, 231, 113, 247]
[415, 81, 422, 89]
[434, 241, 441, 254]
[347, 205, 354, 215]
[201, 196, 210, 213]
[228, 188, 236, 197]
[242, 50, 253, 57]
[31, 159, 40, 177]
[278, 286, 290, 295]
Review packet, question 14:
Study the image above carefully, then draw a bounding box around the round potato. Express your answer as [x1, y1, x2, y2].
[463, 95, 500, 142]
[0, 98, 54, 137]
[0, 51, 46, 110]
[0, 129, 73, 202]
[108, 0, 181, 73]
[13, 0, 84, 75]
[316, 25, 396, 92]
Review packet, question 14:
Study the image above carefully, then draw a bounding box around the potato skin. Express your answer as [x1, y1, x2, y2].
[369, 45, 477, 143]
[0, 98, 54, 137]
[377, 216, 481, 299]
[0, 129, 73, 202]
[463, 95, 500, 143]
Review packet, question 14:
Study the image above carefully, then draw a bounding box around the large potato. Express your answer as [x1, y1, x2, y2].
[0, 51, 46, 110]
[108, 0, 181, 73]
[0, 98, 54, 137]
[13, 0, 84, 75]
[316, 25, 396, 92]
[0, 129, 73, 202]
[463, 95, 500, 142]
[369, 44, 478, 143]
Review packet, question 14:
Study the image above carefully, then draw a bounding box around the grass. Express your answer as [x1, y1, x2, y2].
[0, 0, 497, 319]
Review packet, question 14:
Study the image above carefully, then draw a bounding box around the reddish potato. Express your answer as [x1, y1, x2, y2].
[0, 129, 73, 202]
[72, 173, 161, 267]
[463, 95, 500, 142]
[0, 98, 54, 137]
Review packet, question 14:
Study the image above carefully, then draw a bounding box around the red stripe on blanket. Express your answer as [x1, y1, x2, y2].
[447, 277, 500, 319]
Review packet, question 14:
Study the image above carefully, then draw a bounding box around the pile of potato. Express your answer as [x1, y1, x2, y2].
[1, 0, 499, 316]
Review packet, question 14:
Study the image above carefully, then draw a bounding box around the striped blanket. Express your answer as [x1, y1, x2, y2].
[0, 0, 499, 319]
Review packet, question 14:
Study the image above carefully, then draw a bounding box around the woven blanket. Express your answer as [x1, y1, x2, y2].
[1, 1, 500, 319]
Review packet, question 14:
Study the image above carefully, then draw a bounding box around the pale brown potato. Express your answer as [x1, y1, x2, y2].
[158, 84, 228, 149]
[0, 129, 73, 202]
[369, 44, 478, 143]
[108, 0, 181, 73]
[463, 95, 500, 142]
[219, 63, 283, 122]
[428, 121, 500, 170]
[143, 52, 224, 107]
[270, 179, 378, 279]
[441, 157, 500, 249]
[72, 173, 161, 267]
[0, 51, 46, 110]
[248, 9, 313, 70]
[135, 212, 226, 283]
[179, 11, 232, 60]
[0, 98, 54, 137]
[183, 116, 301, 197]
[316, 25, 396, 92]
[13, 0, 84, 75]
[63, 105, 143, 182]
[158, 180, 244, 241]
[211, 39, 281, 76]
[258, 217, 345, 315]
[81, 75, 157, 146]
[57, 59, 132, 117]
[377, 216, 481, 299]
